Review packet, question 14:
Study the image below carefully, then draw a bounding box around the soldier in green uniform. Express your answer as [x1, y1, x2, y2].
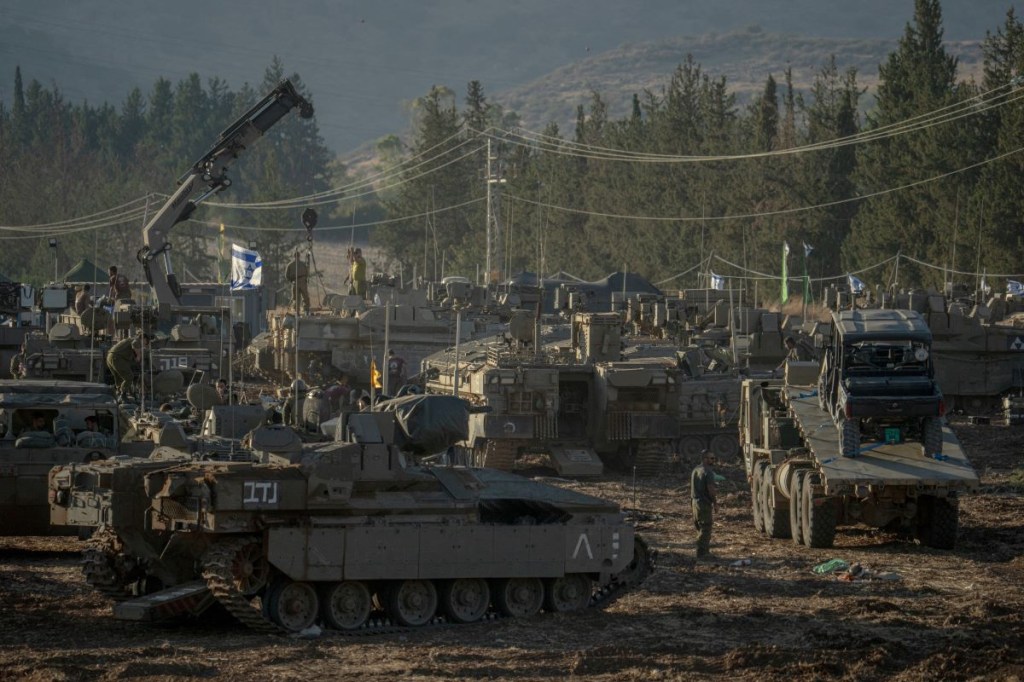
[105, 334, 147, 400]
[690, 450, 718, 559]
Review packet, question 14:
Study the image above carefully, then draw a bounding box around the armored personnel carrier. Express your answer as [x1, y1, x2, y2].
[0, 380, 156, 536]
[422, 311, 682, 476]
[738, 309, 979, 550]
[49, 394, 652, 632]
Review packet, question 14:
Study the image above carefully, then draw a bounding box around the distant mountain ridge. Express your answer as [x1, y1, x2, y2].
[497, 27, 985, 135]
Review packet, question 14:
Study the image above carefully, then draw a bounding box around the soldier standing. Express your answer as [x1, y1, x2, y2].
[690, 451, 718, 559]
[387, 349, 406, 394]
[350, 248, 367, 299]
[74, 284, 92, 315]
[285, 254, 311, 314]
[108, 266, 132, 301]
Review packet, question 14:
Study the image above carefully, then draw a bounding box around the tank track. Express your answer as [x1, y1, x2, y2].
[634, 441, 670, 477]
[81, 527, 133, 602]
[202, 534, 656, 636]
[202, 537, 280, 634]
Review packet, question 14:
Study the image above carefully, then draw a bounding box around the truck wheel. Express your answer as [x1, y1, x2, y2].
[761, 466, 792, 539]
[840, 419, 860, 458]
[922, 417, 943, 457]
[917, 495, 959, 549]
[801, 472, 837, 548]
[752, 460, 767, 533]
[790, 470, 807, 546]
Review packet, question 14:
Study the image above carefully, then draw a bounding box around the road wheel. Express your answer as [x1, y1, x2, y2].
[679, 435, 707, 462]
[440, 578, 490, 624]
[761, 466, 792, 540]
[386, 579, 438, 626]
[320, 581, 372, 630]
[916, 495, 959, 549]
[709, 433, 740, 461]
[543, 574, 592, 613]
[751, 460, 767, 533]
[790, 470, 807, 546]
[492, 577, 543, 618]
[922, 417, 943, 457]
[801, 472, 837, 548]
[840, 418, 861, 458]
[264, 578, 319, 632]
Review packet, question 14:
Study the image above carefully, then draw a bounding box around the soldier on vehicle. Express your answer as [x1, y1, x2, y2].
[216, 378, 236, 405]
[106, 333, 148, 400]
[108, 266, 132, 302]
[691, 450, 718, 559]
[22, 412, 48, 435]
[324, 373, 353, 414]
[285, 253, 311, 314]
[74, 284, 92, 315]
[387, 349, 407, 394]
[345, 247, 367, 299]
[774, 336, 808, 377]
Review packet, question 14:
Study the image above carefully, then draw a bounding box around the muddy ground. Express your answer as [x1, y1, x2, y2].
[1, 420, 1022, 681]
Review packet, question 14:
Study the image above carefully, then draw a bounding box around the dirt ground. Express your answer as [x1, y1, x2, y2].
[1, 420, 1022, 681]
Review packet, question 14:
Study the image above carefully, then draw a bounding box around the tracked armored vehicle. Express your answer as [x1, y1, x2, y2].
[50, 395, 652, 632]
[0, 380, 157, 536]
[422, 312, 683, 476]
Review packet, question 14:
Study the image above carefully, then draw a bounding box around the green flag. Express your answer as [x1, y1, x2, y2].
[781, 242, 789, 304]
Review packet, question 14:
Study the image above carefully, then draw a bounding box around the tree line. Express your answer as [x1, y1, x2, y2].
[1, 1, 1022, 302]
[0, 58, 335, 293]
[376, 0, 1024, 297]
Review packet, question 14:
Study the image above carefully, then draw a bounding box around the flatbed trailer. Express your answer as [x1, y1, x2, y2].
[740, 370, 979, 549]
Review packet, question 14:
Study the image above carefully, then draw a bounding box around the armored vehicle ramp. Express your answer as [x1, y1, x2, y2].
[785, 387, 979, 491]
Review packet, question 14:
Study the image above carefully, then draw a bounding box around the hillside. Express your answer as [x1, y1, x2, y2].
[0, 1, 1001, 154]
[498, 28, 986, 134]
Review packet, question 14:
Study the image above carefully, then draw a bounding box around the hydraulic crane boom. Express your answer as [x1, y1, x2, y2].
[138, 79, 313, 313]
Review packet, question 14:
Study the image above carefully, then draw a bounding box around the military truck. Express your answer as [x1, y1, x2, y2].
[0, 380, 155, 536]
[49, 395, 652, 632]
[739, 309, 979, 549]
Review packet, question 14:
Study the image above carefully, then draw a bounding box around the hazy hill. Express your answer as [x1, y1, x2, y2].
[0, 1, 1004, 154]
[499, 27, 985, 134]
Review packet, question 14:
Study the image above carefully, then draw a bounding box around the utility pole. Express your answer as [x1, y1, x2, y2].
[485, 138, 506, 285]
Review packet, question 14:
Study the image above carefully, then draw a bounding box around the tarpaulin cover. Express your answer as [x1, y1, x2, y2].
[381, 394, 469, 454]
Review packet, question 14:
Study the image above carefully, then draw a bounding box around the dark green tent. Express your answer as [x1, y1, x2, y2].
[62, 259, 107, 284]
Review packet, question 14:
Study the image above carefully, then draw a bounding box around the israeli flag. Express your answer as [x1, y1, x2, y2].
[230, 243, 263, 290]
[848, 274, 866, 294]
[803, 242, 814, 258]
[1008, 280, 1024, 296]
[710, 272, 726, 291]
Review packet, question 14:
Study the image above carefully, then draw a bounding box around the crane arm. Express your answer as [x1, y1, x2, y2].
[138, 79, 313, 310]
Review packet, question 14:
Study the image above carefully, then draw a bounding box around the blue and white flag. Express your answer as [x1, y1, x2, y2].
[848, 274, 866, 294]
[710, 272, 726, 291]
[803, 242, 814, 258]
[230, 243, 263, 290]
[1008, 280, 1024, 296]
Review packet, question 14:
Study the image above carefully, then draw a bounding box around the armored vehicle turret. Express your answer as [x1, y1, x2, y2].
[50, 395, 652, 632]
